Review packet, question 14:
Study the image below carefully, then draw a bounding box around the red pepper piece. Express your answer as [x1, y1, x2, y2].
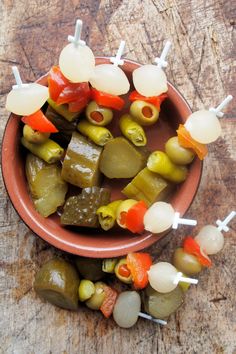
[57, 82, 90, 106]
[48, 66, 69, 102]
[183, 237, 212, 267]
[100, 285, 118, 318]
[118, 264, 131, 278]
[91, 88, 125, 110]
[22, 110, 58, 133]
[126, 253, 152, 289]
[129, 90, 168, 109]
[68, 95, 90, 113]
[125, 201, 148, 233]
[177, 124, 208, 160]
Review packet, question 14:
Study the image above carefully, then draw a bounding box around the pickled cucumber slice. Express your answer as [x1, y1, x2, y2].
[61, 187, 111, 227]
[61, 132, 103, 188]
[122, 167, 173, 206]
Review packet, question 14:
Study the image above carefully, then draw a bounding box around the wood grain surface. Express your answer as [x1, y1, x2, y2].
[0, 1, 235, 353]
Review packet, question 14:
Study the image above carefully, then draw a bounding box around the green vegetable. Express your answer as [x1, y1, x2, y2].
[45, 105, 77, 136]
[122, 167, 173, 206]
[119, 114, 147, 146]
[61, 187, 111, 228]
[21, 137, 64, 164]
[172, 248, 202, 276]
[147, 151, 188, 183]
[77, 120, 113, 146]
[114, 258, 133, 284]
[61, 132, 102, 188]
[25, 153, 68, 217]
[165, 136, 195, 165]
[99, 137, 148, 179]
[78, 280, 95, 302]
[130, 100, 159, 126]
[47, 98, 80, 122]
[23, 124, 50, 144]
[96, 200, 123, 231]
[143, 285, 184, 319]
[102, 258, 118, 273]
[75, 258, 104, 281]
[86, 101, 113, 126]
[34, 258, 80, 310]
[85, 282, 106, 310]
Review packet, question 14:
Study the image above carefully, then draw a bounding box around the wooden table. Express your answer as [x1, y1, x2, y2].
[0, 1, 235, 353]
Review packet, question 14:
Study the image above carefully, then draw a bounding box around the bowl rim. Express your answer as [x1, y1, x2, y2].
[1, 58, 203, 257]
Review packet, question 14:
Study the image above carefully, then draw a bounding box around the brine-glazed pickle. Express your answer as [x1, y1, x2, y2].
[122, 167, 173, 206]
[61, 187, 111, 227]
[119, 114, 147, 146]
[147, 151, 188, 183]
[47, 98, 80, 122]
[25, 153, 68, 217]
[77, 120, 113, 146]
[61, 132, 102, 188]
[21, 137, 64, 164]
[99, 137, 148, 179]
[45, 105, 77, 137]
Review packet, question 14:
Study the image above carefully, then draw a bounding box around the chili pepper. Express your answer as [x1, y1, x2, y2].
[100, 285, 118, 318]
[91, 88, 125, 110]
[126, 253, 152, 289]
[22, 110, 58, 133]
[183, 237, 212, 267]
[125, 201, 148, 233]
[129, 90, 168, 109]
[177, 124, 208, 160]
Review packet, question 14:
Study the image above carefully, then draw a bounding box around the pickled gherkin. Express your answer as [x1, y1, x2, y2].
[61, 187, 111, 227]
[25, 153, 68, 217]
[45, 105, 77, 136]
[122, 167, 173, 206]
[61, 132, 102, 188]
[47, 98, 80, 122]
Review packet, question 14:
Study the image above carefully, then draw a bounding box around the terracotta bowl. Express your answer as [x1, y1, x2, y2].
[1, 58, 202, 258]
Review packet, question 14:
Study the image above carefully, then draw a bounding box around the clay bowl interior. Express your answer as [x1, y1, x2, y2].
[1, 58, 202, 258]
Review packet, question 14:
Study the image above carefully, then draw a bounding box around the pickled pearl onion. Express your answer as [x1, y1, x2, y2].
[195, 225, 224, 255]
[143, 202, 175, 233]
[148, 262, 178, 293]
[6, 83, 49, 116]
[59, 43, 95, 83]
[184, 110, 221, 144]
[133, 65, 168, 97]
[89, 64, 130, 96]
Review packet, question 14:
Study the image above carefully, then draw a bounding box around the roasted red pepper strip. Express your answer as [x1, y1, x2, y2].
[177, 124, 208, 160]
[22, 110, 58, 133]
[129, 91, 168, 109]
[126, 253, 152, 289]
[183, 237, 212, 267]
[100, 285, 118, 318]
[68, 95, 90, 113]
[91, 88, 125, 110]
[48, 66, 69, 102]
[57, 82, 90, 106]
[125, 201, 148, 233]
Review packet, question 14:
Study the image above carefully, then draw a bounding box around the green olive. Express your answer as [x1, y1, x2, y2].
[23, 124, 50, 144]
[34, 258, 80, 310]
[165, 137, 195, 165]
[172, 248, 202, 276]
[143, 285, 184, 319]
[78, 279, 95, 302]
[86, 101, 113, 126]
[85, 281, 106, 310]
[75, 258, 104, 281]
[130, 100, 159, 126]
[114, 258, 133, 284]
[102, 258, 118, 273]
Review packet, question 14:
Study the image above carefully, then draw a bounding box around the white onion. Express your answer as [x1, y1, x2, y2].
[144, 202, 175, 233]
[195, 225, 224, 255]
[89, 64, 130, 95]
[113, 291, 141, 328]
[59, 43, 95, 83]
[133, 65, 168, 97]
[6, 83, 49, 116]
[184, 110, 221, 144]
[148, 262, 178, 293]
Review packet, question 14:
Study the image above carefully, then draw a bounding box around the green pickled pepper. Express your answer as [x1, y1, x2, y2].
[119, 114, 147, 146]
[77, 120, 113, 146]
